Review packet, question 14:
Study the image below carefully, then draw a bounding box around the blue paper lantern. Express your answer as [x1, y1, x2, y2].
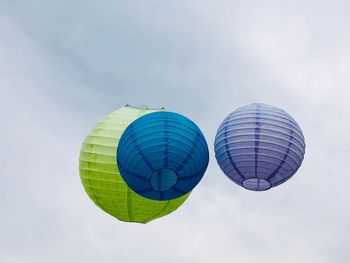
[117, 111, 209, 200]
[214, 103, 306, 191]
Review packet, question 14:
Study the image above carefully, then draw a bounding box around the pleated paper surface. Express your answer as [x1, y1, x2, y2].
[214, 103, 306, 191]
[117, 111, 209, 201]
[79, 106, 189, 223]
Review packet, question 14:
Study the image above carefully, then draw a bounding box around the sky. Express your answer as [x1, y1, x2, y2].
[1, 1, 350, 262]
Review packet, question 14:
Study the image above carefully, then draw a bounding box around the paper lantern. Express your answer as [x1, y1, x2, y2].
[79, 105, 189, 223]
[117, 111, 209, 200]
[214, 103, 305, 191]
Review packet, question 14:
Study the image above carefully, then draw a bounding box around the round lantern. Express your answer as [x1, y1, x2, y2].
[117, 111, 209, 201]
[79, 105, 189, 223]
[214, 103, 306, 191]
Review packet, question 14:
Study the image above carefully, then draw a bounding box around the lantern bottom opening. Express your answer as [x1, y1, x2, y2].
[242, 178, 271, 191]
[149, 168, 178, 191]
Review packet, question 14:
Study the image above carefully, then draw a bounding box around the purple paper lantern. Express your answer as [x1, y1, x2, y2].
[214, 103, 306, 191]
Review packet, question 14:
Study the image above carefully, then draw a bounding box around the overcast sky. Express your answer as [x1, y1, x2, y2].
[1, 1, 350, 262]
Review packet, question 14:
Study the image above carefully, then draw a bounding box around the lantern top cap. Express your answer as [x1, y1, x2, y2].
[124, 104, 165, 110]
[243, 103, 288, 113]
[248, 102, 277, 108]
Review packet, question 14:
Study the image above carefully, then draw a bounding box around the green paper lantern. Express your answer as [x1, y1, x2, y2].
[79, 105, 190, 223]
